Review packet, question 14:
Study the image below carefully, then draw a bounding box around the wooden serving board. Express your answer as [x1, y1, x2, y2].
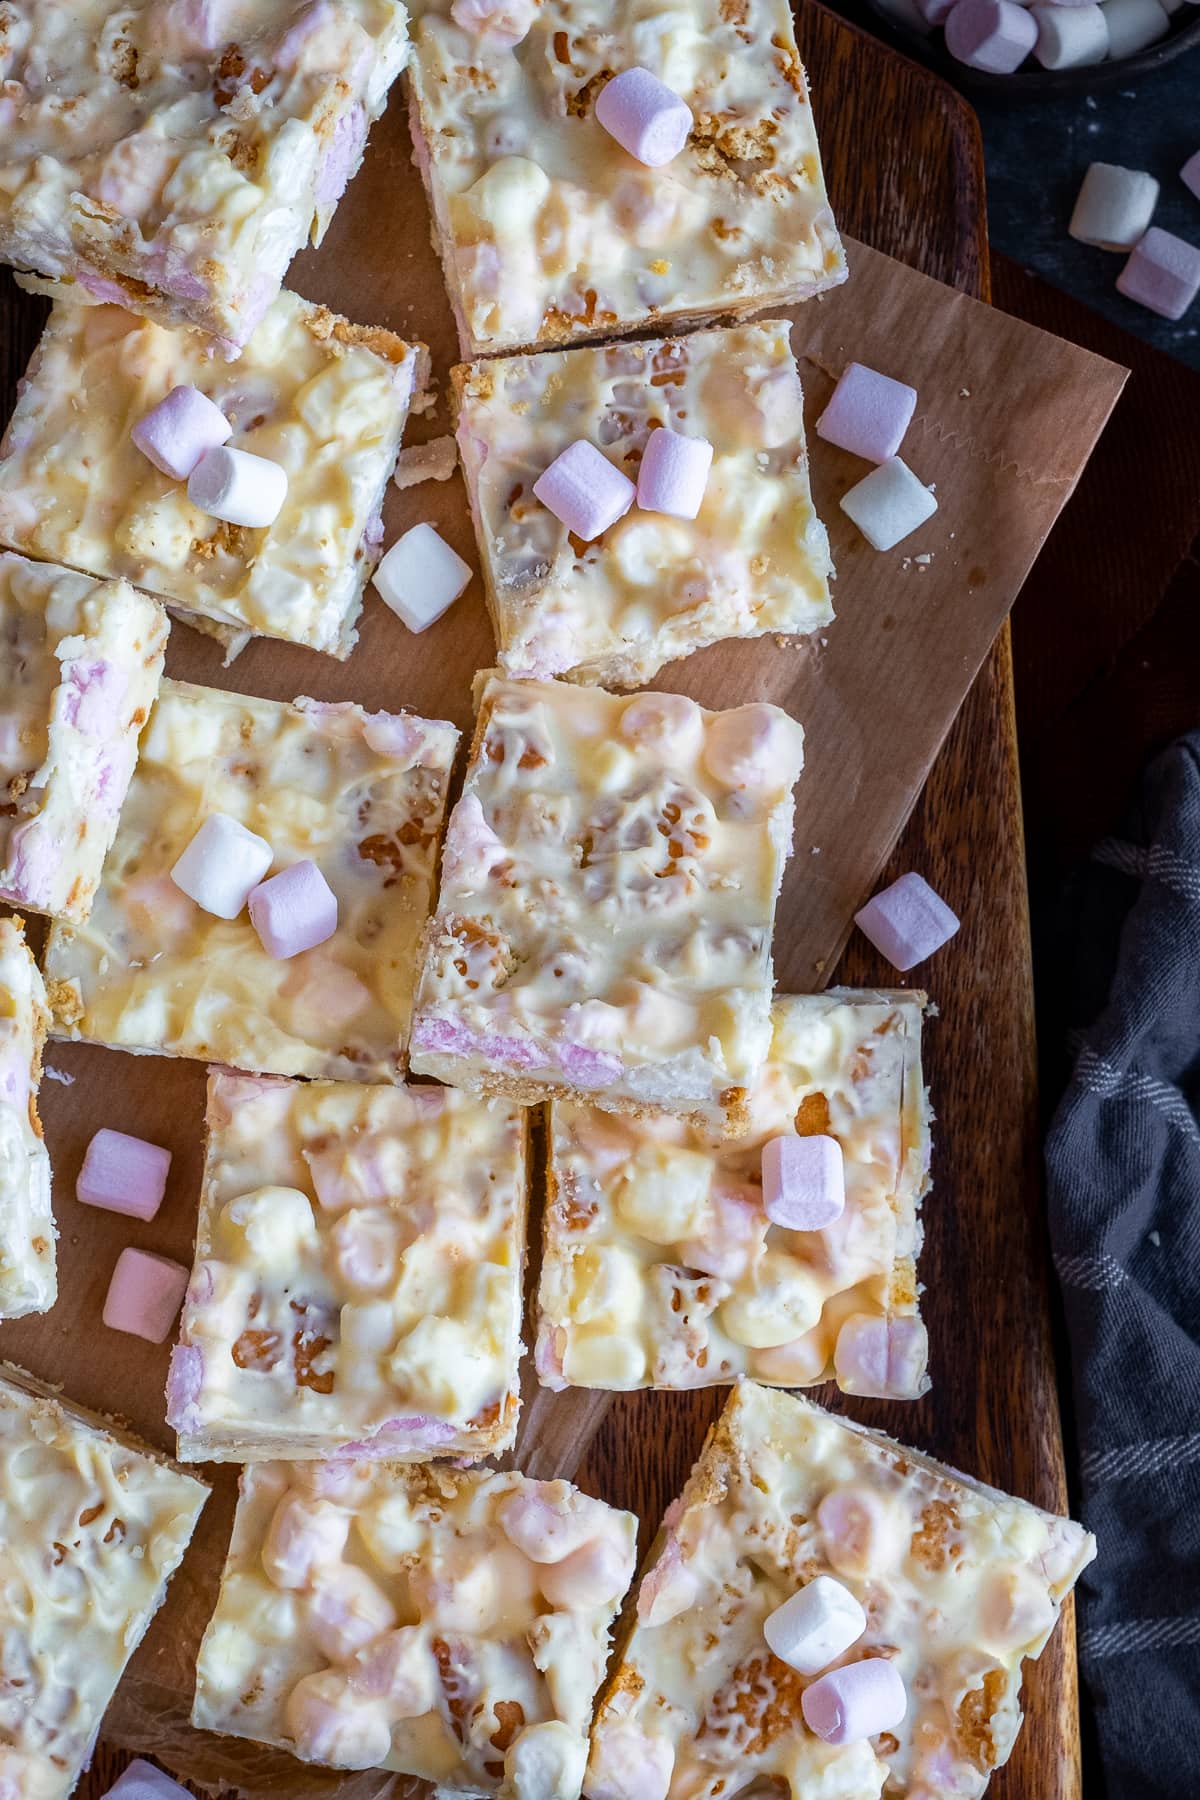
[0, 4, 1089, 1795]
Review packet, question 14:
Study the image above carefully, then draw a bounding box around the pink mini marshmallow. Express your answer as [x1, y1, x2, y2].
[1117, 227, 1200, 322]
[1183, 151, 1200, 203]
[131, 385, 231, 482]
[533, 440, 635, 541]
[248, 859, 338, 959]
[102, 1248, 190, 1343]
[817, 363, 918, 463]
[595, 67, 693, 168]
[944, 0, 1037, 69]
[801, 1657, 907, 1744]
[636, 426, 713, 519]
[77, 1127, 171, 1222]
[854, 871, 960, 971]
[103, 1760, 191, 1799]
[762, 1133, 845, 1231]
[834, 1313, 929, 1399]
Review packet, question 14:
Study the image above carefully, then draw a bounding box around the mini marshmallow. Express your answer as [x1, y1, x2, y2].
[1032, 2, 1108, 64]
[249, 859, 338, 959]
[1117, 227, 1200, 321]
[131, 385, 231, 481]
[834, 1313, 929, 1398]
[817, 363, 917, 464]
[372, 522, 472, 632]
[1101, 0, 1169, 55]
[595, 67, 692, 168]
[170, 812, 274, 919]
[636, 426, 713, 519]
[103, 1248, 190, 1343]
[762, 1133, 845, 1231]
[944, 0, 1037, 69]
[533, 440, 636, 542]
[187, 445, 288, 528]
[103, 1760, 191, 1799]
[840, 458, 937, 552]
[854, 871, 960, 971]
[1183, 150, 1200, 203]
[1069, 162, 1160, 251]
[801, 1657, 907, 1745]
[763, 1575, 867, 1675]
[538, 1536, 633, 1610]
[77, 1128, 171, 1222]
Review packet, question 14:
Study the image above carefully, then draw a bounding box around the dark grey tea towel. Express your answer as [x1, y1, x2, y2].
[1044, 730, 1200, 1800]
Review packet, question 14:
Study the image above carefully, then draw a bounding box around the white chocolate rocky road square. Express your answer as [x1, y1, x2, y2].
[0, 1, 408, 350]
[193, 1459, 636, 1795]
[0, 1363, 208, 1800]
[407, 0, 845, 356]
[538, 990, 931, 1396]
[0, 552, 167, 923]
[168, 1069, 527, 1463]
[44, 680, 458, 1083]
[454, 321, 833, 689]
[409, 675, 804, 1129]
[0, 289, 426, 658]
[587, 1381, 1096, 1800]
[0, 919, 54, 1320]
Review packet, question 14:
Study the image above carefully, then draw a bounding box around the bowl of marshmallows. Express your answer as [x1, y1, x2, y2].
[870, 0, 1199, 89]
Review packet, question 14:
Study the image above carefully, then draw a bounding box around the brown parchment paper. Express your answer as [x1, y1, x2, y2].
[0, 78, 1125, 1797]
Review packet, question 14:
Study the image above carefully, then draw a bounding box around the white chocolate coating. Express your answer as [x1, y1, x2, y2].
[0, 2, 408, 348]
[0, 291, 426, 657]
[170, 1070, 527, 1461]
[0, 921, 54, 1320]
[193, 1459, 636, 1794]
[0, 553, 167, 922]
[44, 679, 458, 1083]
[588, 1381, 1097, 1800]
[538, 991, 930, 1394]
[0, 1364, 208, 1800]
[455, 321, 833, 689]
[409, 674, 803, 1127]
[407, 0, 845, 355]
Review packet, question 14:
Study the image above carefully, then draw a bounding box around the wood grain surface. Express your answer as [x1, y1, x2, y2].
[0, 3, 1081, 1794]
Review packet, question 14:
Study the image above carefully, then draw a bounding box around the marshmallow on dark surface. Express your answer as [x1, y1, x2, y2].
[103, 1759, 192, 1798]
[1184, 151, 1200, 202]
[187, 445, 288, 528]
[1069, 163, 1160, 251]
[131, 386, 231, 481]
[944, 0, 1038, 70]
[840, 457, 937, 552]
[249, 860, 339, 960]
[103, 1248, 190, 1344]
[801, 1657, 907, 1745]
[817, 363, 917, 463]
[764, 1575, 867, 1675]
[77, 1128, 172, 1223]
[1117, 227, 1200, 321]
[595, 67, 692, 168]
[1032, 3, 1108, 65]
[532, 439, 636, 541]
[170, 812, 274, 919]
[1102, 0, 1170, 54]
[762, 1133, 846, 1231]
[854, 871, 960, 971]
[372, 522, 472, 631]
[635, 426, 713, 518]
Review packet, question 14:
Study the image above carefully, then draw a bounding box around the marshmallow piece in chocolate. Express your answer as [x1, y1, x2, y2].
[103, 1760, 191, 1798]
[1183, 150, 1200, 203]
[131, 386, 231, 481]
[102, 1248, 189, 1343]
[1069, 162, 1160, 250]
[249, 860, 338, 959]
[763, 1574, 867, 1675]
[944, 0, 1037, 70]
[285, 1670, 393, 1770]
[636, 426, 713, 519]
[854, 870, 959, 970]
[1117, 227, 1200, 322]
[801, 1657, 907, 1745]
[77, 1128, 171, 1222]
[595, 68, 693, 169]
[834, 1312, 930, 1398]
[1102, 0, 1169, 54]
[372, 523, 472, 632]
[817, 363, 917, 463]
[187, 445, 288, 528]
[170, 812, 274, 919]
[702, 703, 804, 790]
[762, 1133, 845, 1231]
[1033, 2, 1108, 66]
[840, 457, 937, 552]
[533, 440, 636, 541]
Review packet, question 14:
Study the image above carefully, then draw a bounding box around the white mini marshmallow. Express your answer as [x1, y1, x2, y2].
[1183, 150, 1200, 202]
[854, 870, 960, 970]
[131, 385, 231, 481]
[636, 426, 713, 518]
[1102, 0, 1169, 55]
[763, 1575, 867, 1675]
[1032, 2, 1108, 64]
[840, 458, 937, 552]
[170, 812, 273, 919]
[372, 522, 472, 631]
[595, 67, 692, 168]
[103, 1759, 191, 1798]
[533, 440, 636, 541]
[1117, 226, 1200, 321]
[1069, 162, 1160, 250]
[944, 0, 1037, 69]
[188, 445, 288, 528]
[801, 1657, 907, 1744]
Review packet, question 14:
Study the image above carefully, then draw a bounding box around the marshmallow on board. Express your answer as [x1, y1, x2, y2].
[103, 1248, 190, 1344]
[372, 522, 473, 631]
[77, 1128, 171, 1223]
[595, 67, 692, 167]
[840, 458, 937, 552]
[636, 427, 713, 519]
[944, 0, 1038, 72]
[249, 860, 339, 960]
[188, 445, 288, 529]
[1069, 162, 1160, 250]
[132, 386, 231, 481]
[170, 813, 274, 920]
[103, 1759, 193, 1798]
[533, 439, 636, 541]
[764, 1575, 867, 1675]
[802, 1657, 908, 1745]
[817, 363, 917, 463]
[1117, 226, 1200, 320]
[762, 1134, 846, 1231]
[854, 871, 960, 971]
